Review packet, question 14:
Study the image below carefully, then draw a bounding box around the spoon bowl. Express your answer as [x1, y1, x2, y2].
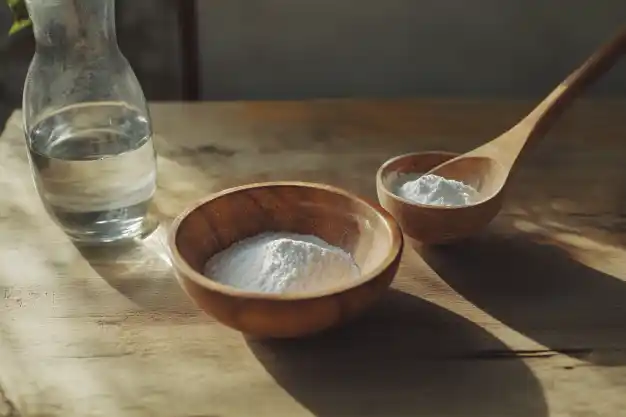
[376, 152, 503, 244]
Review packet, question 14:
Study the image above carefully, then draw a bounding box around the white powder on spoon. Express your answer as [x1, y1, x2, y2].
[395, 173, 477, 206]
[204, 232, 360, 294]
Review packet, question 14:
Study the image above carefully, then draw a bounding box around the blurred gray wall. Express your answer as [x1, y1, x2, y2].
[2, 0, 626, 126]
[198, 0, 626, 99]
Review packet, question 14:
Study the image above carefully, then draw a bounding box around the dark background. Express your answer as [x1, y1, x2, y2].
[1, 0, 626, 128]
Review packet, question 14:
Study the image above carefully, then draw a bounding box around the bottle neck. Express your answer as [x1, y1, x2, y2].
[26, 0, 116, 48]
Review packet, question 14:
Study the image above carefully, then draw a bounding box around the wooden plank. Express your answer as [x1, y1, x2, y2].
[1, 100, 626, 416]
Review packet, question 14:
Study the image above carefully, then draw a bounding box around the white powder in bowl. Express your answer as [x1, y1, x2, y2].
[203, 232, 360, 294]
[395, 173, 477, 206]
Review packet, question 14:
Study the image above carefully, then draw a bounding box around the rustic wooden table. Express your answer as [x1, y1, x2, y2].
[1, 100, 626, 417]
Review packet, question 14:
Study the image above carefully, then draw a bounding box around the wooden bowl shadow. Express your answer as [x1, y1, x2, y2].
[247, 289, 548, 417]
[419, 231, 626, 366]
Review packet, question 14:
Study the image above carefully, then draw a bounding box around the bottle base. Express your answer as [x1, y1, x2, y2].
[47, 202, 159, 244]
[63, 215, 159, 244]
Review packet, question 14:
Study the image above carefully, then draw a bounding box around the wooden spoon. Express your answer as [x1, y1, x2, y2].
[428, 26, 626, 207]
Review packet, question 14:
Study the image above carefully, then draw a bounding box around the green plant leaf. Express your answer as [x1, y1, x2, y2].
[6, 0, 31, 35]
[9, 18, 31, 35]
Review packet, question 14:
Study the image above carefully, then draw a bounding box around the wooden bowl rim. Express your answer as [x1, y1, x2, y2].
[376, 151, 494, 211]
[168, 181, 403, 301]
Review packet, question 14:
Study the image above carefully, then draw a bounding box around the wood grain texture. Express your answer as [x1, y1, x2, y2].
[1, 100, 626, 416]
[170, 181, 402, 338]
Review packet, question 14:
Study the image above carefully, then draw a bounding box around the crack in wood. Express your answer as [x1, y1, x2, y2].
[448, 347, 626, 362]
[450, 348, 596, 360]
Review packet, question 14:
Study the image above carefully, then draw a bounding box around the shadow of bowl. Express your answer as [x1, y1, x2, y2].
[247, 289, 548, 417]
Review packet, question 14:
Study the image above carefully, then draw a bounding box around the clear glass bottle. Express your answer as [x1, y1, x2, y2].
[22, 0, 157, 243]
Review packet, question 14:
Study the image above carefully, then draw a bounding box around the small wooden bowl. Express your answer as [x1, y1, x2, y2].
[376, 152, 503, 245]
[169, 181, 403, 338]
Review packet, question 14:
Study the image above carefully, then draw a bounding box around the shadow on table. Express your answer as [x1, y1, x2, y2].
[419, 230, 626, 366]
[74, 221, 199, 315]
[247, 289, 548, 417]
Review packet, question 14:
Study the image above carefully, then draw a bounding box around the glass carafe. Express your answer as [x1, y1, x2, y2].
[22, 0, 157, 243]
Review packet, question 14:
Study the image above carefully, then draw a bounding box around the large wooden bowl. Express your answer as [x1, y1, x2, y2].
[376, 152, 503, 245]
[169, 181, 403, 338]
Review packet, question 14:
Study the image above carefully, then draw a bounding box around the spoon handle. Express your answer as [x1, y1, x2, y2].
[521, 26, 626, 141]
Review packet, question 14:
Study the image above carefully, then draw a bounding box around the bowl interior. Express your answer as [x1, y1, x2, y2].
[174, 183, 398, 290]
